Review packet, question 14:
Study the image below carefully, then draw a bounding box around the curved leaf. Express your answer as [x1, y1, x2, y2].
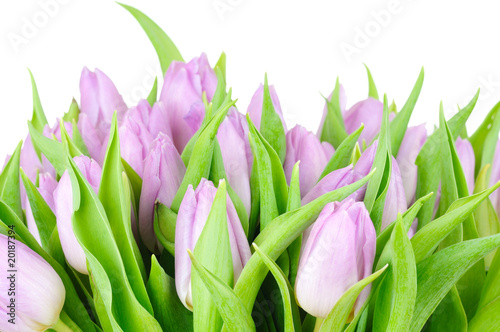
[0, 141, 23, 219]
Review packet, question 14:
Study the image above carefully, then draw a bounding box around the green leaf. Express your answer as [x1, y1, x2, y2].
[364, 94, 391, 216]
[320, 265, 388, 332]
[409, 233, 500, 332]
[474, 165, 500, 269]
[154, 202, 177, 257]
[364, 64, 379, 100]
[319, 77, 348, 149]
[0, 201, 96, 331]
[260, 74, 287, 163]
[253, 244, 301, 332]
[63, 98, 80, 123]
[28, 69, 49, 132]
[192, 180, 233, 332]
[20, 169, 56, 249]
[478, 247, 500, 311]
[70, 120, 90, 157]
[415, 90, 479, 229]
[119, 3, 184, 75]
[67, 155, 162, 331]
[60, 119, 85, 159]
[233, 170, 375, 312]
[215, 52, 226, 84]
[0, 141, 23, 220]
[429, 287, 467, 332]
[98, 114, 151, 313]
[189, 251, 256, 332]
[390, 67, 424, 156]
[147, 255, 193, 331]
[28, 121, 67, 175]
[122, 158, 142, 210]
[211, 67, 227, 112]
[171, 98, 235, 212]
[319, 124, 364, 180]
[287, 162, 302, 286]
[469, 296, 500, 332]
[470, 100, 500, 176]
[247, 116, 288, 230]
[411, 181, 500, 263]
[147, 77, 158, 107]
[373, 216, 417, 332]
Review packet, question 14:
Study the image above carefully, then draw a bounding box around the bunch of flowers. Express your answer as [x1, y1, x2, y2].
[1, 4, 500, 332]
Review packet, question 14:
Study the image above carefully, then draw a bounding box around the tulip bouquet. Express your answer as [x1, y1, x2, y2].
[2, 4, 500, 332]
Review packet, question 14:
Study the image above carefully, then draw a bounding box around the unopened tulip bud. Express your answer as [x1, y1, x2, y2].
[54, 156, 102, 275]
[294, 199, 376, 318]
[246, 83, 287, 131]
[159, 53, 217, 152]
[139, 133, 186, 253]
[455, 137, 475, 194]
[0, 234, 65, 332]
[284, 125, 335, 197]
[175, 179, 251, 310]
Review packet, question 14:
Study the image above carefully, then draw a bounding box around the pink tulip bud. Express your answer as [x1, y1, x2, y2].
[0, 234, 65, 332]
[139, 134, 186, 253]
[455, 137, 475, 194]
[489, 140, 500, 215]
[159, 53, 217, 152]
[175, 179, 251, 310]
[26, 172, 58, 245]
[396, 124, 427, 205]
[54, 156, 102, 275]
[217, 108, 253, 216]
[246, 83, 287, 131]
[295, 199, 376, 318]
[284, 125, 335, 198]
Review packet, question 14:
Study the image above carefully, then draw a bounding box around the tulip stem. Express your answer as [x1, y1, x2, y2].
[314, 317, 325, 332]
[52, 317, 74, 332]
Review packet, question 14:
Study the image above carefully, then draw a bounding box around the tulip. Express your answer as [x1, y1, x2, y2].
[284, 125, 335, 198]
[53, 156, 102, 275]
[246, 83, 287, 131]
[317, 84, 347, 136]
[139, 133, 186, 253]
[26, 172, 58, 245]
[217, 108, 253, 216]
[294, 199, 376, 318]
[78, 67, 127, 163]
[175, 179, 252, 310]
[343, 98, 396, 145]
[0, 234, 65, 332]
[489, 141, 500, 215]
[118, 99, 171, 177]
[159, 53, 217, 152]
[355, 141, 407, 230]
[455, 137, 475, 194]
[396, 124, 427, 205]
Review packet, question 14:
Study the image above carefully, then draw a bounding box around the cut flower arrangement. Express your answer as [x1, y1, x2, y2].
[1, 4, 500, 332]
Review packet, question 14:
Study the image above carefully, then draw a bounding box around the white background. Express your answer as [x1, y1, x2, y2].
[1, 0, 499, 159]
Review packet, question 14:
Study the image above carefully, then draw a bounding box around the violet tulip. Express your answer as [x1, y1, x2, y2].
[139, 133, 186, 253]
[175, 179, 252, 310]
[489, 141, 500, 215]
[53, 156, 102, 275]
[78, 67, 127, 164]
[355, 141, 407, 230]
[284, 125, 335, 198]
[26, 172, 58, 245]
[396, 124, 427, 205]
[246, 83, 287, 131]
[455, 137, 475, 194]
[217, 108, 253, 216]
[0, 234, 65, 332]
[159, 53, 217, 152]
[294, 199, 376, 318]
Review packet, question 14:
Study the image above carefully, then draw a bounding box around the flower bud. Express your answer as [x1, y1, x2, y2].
[246, 83, 286, 131]
[217, 108, 253, 216]
[159, 53, 217, 152]
[175, 179, 251, 310]
[139, 133, 186, 253]
[489, 141, 500, 215]
[455, 137, 475, 194]
[396, 124, 427, 205]
[284, 125, 334, 197]
[294, 199, 376, 318]
[0, 234, 65, 332]
[54, 156, 102, 275]
[355, 141, 407, 230]
[26, 172, 58, 245]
